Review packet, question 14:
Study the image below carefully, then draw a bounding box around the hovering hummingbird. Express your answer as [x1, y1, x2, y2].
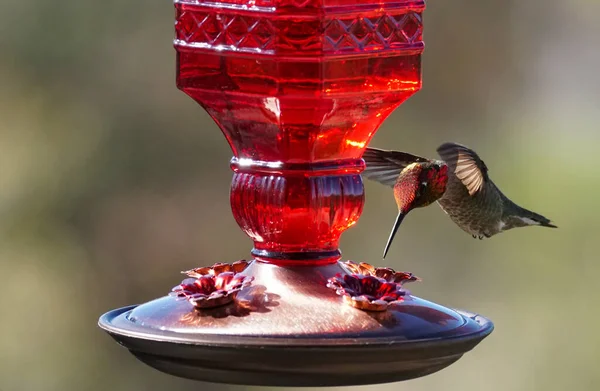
[362, 142, 557, 259]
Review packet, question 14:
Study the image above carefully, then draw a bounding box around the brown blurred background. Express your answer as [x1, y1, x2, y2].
[1, 1, 598, 390]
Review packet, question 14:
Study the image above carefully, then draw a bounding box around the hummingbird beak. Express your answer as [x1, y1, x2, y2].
[383, 211, 406, 260]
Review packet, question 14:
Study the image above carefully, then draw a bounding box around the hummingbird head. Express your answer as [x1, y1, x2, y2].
[393, 162, 448, 214]
[382, 162, 448, 259]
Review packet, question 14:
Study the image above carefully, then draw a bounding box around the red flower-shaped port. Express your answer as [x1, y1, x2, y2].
[183, 260, 250, 278]
[170, 261, 253, 309]
[327, 261, 420, 311]
[342, 261, 420, 284]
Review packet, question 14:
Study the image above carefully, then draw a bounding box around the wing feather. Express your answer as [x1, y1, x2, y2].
[362, 148, 429, 187]
[437, 142, 489, 196]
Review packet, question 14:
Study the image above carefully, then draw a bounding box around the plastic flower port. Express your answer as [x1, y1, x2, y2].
[341, 261, 421, 284]
[170, 261, 253, 309]
[183, 260, 250, 278]
[327, 261, 420, 312]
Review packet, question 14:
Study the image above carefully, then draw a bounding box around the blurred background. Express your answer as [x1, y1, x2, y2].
[1, 1, 598, 390]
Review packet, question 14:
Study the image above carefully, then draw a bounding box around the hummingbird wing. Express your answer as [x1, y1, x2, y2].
[362, 147, 430, 187]
[436, 142, 489, 196]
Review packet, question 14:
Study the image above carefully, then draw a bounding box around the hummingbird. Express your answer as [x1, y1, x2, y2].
[362, 142, 557, 259]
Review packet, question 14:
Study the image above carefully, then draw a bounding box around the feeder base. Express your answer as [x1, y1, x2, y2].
[98, 261, 493, 386]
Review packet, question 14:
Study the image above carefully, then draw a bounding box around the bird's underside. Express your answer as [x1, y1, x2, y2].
[436, 173, 505, 239]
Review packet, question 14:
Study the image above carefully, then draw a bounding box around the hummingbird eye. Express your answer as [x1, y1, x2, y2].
[418, 182, 427, 196]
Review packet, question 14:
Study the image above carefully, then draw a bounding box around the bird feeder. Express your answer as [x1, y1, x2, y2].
[98, 0, 493, 386]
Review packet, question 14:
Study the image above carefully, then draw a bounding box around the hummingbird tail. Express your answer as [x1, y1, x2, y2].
[513, 205, 557, 228]
[383, 212, 406, 259]
[537, 219, 558, 228]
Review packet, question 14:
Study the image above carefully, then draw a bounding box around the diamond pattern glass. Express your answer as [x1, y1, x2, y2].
[175, 0, 424, 261]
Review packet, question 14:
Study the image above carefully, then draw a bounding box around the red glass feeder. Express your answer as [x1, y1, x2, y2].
[99, 0, 493, 386]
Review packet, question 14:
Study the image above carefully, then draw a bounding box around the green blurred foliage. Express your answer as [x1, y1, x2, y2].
[0, 1, 598, 390]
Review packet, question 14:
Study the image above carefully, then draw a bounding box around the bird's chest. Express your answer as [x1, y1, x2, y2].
[438, 179, 502, 235]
